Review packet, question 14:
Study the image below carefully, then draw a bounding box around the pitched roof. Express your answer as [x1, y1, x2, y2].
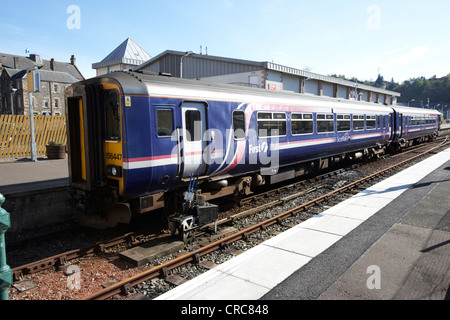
[0, 53, 84, 80]
[2, 68, 78, 84]
[92, 38, 152, 69]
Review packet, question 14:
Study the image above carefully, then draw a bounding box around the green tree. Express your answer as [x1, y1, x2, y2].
[374, 74, 384, 88]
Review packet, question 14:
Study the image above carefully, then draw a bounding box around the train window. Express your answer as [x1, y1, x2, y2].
[104, 89, 121, 141]
[233, 110, 246, 140]
[292, 113, 313, 135]
[185, 110, 201, 141]
[353, 115, 365, 131]
[317, 114, 335, 133]
[337, 114, 351, 132]
[257, 112, 286, 137]
[157, 109, 174, 137]
[366, 115, 376, 130]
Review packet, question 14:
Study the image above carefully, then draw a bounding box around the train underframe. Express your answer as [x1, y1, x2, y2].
[72, 132, 438, 232]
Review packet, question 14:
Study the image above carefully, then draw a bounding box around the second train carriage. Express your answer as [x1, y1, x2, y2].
[65, 71, 441, 228]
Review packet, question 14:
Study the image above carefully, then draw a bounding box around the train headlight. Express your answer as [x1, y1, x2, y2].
[107, 165, 122, 178]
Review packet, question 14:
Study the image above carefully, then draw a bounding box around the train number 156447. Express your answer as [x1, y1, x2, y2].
[105, 153, 122, 161]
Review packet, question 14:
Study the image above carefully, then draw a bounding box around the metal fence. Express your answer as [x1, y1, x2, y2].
[0, 115, 67, 159]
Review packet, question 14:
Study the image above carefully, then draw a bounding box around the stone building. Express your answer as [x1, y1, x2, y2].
[0, 53, 84, 115]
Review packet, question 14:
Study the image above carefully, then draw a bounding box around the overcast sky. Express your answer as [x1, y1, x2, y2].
[1, 0, 449, 82]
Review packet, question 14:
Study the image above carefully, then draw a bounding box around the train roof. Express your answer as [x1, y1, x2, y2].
[392, 105, 441, 116]
[88, 71, 396, 115]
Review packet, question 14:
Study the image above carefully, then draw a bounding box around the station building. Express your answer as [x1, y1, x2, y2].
[92, 38, 152, 76]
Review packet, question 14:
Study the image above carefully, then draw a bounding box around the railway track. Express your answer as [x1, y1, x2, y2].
[82, 136, 450, 300]
[7, 135, 449, 299]
[8, 136, 449, 299]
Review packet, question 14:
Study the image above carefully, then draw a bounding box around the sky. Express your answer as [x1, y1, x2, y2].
[1, 0, 449, 83]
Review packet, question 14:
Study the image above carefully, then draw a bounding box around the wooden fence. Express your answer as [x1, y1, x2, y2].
[0, 115, 67, 159]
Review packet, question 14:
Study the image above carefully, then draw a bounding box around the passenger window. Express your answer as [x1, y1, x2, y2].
[185, 110, 201, 142]
[317, 114, 334, 133]
[353, 115, 365, 131]
[233, 110, 246, 140]
[337, 114, 351, 132]
[257, 112, 286, 137]
[366, 115, 376, 130]
[157, 109, 174, 137]
[291, 113, 313, 135]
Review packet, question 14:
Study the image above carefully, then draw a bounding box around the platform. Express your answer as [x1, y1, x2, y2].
[0, 158, 68, 195]
[156, 147, 450, 300]
[0, 158, 70, 232]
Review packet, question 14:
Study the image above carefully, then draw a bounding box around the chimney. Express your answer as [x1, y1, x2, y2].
[70, 55, 76, 65]
[50, 58, 55, 71]
[29, 54, 42, 64]
[14, 57, 19, 69]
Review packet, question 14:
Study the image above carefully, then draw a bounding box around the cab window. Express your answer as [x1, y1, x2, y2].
[104, 89, 121, 140]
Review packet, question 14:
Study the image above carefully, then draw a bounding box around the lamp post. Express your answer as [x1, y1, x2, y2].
[10, 88, 17, 115]
[180, 51, 194, 79]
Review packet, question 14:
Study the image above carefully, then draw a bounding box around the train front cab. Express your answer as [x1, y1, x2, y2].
[66, 80, 130, 229]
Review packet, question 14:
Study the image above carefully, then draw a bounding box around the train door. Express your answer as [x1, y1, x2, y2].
[397, 113, 404, 139]
[181, 102, 207, 178]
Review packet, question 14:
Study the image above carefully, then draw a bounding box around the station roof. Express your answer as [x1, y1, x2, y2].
[136, 50, 400, 97]
[92, 38, 152, 69]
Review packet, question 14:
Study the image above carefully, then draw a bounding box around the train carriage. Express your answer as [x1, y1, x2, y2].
[65, 71, 440, 229]
[391, 105, 441, 148]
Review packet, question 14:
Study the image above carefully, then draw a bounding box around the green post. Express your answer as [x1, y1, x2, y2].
[0, 193, 12, 300]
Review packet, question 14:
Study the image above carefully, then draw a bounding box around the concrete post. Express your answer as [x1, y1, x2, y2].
[0, 193, 12, 300]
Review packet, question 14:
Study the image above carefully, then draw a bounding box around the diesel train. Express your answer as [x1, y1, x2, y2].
[65, 71, 441, 229]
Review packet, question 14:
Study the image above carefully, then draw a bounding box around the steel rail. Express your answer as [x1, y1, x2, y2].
[83, 138, 450, 300]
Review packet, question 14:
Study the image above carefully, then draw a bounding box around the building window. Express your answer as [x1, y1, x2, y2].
[233, 110, 246, 140]
[53, 84, 58, 93]
[257, 112, 286, 137]
[156, 109, 174, 137]
[54, 98, 59, 109]
[44, 99, 49, 109]
[291, 113, 313, 135]
[317, 114, 335, 133]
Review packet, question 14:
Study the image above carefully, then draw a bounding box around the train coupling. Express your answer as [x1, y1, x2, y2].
[168, 175, 218, 243]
